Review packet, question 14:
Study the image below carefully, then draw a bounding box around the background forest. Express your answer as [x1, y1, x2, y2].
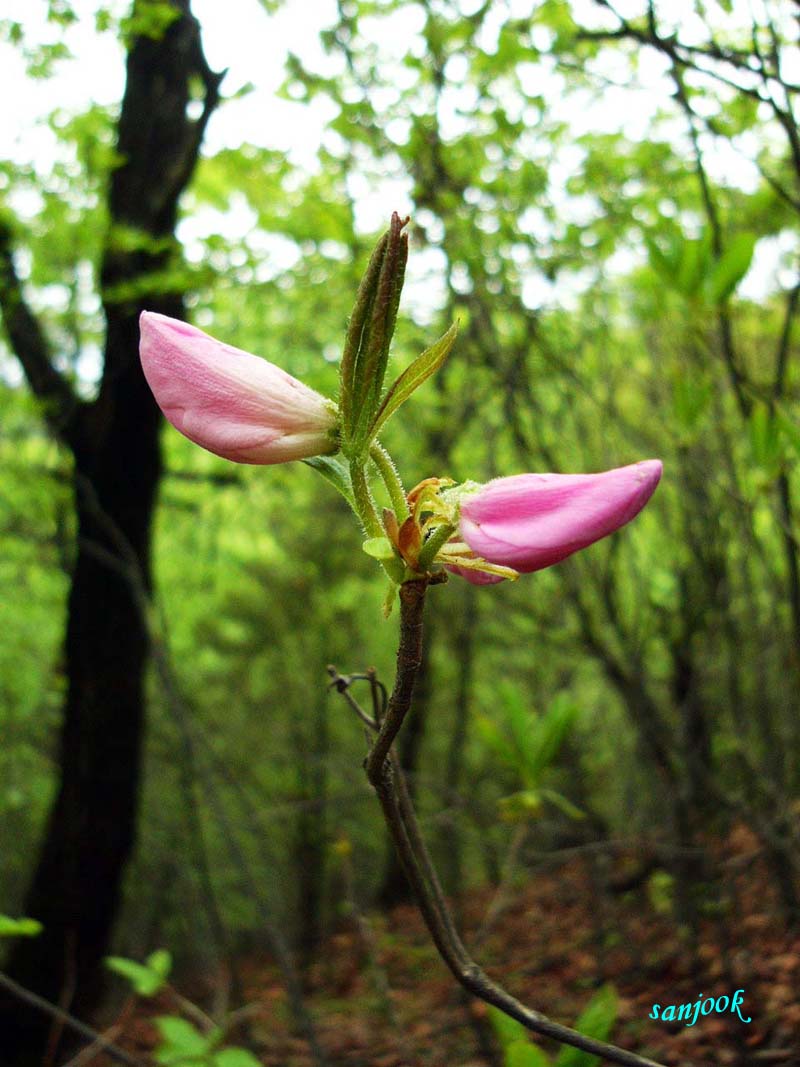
[1, 1, 799, 1066]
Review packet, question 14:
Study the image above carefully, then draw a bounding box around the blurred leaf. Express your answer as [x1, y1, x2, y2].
[704, 233, 757, 303]
[154, 1017, 219, 1064]
[647, 871, 675, 916]
[528, 693, 579, 782]
[106, 953, 168, 997]
[0, 915, 43, 938]
[488, 1005, 531, 1049]
[749, 403, 781, 474]
[555, 986, 618, 1067]
[539, 788, 585, 821]
[508, 1039, 553, 1067]
[498, 789, 543, 822]
[212, 1050, 262, 1067]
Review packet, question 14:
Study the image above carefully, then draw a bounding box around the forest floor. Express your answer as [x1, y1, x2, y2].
[102, 825, 799, 1067]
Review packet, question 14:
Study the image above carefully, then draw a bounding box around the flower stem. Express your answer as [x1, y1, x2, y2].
[370, 443, 410, 522]
[416, 522, 455, 573]
[349, 460, 383, 539]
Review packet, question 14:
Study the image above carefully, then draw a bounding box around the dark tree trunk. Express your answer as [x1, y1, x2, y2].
[0, 5, 221, 1062]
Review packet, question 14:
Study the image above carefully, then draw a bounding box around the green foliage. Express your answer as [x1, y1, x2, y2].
[646, 871, 676, 917]
[0, 914, 43, 938]
[488, 987, 618, 1067]
[106, 949, 172, 997]
[475, 687, 582, 823]
[555, 986, 618, 1067]
[153, 1018, 259, 1067]
[122, 0, 182, 43]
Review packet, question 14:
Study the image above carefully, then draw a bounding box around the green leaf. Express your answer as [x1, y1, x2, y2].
[749, 402, 781, 473]
[704, 233, 756, 303]
[676, 229, 712, 298]
[539, 788, 585, 821]
[528, 693, 579, 781]
[508, 1039, 552, 1067]
[368, 321, 459, 440]
[671, 375, 711, 433]
[555, 986, 618, 1067]
[498, 789, 543, 822]
[154, 1017, 215, 1064]
[362, 537, 396, 561]
[776, 407, 800, 458]
[644, 234, 680, 285]
[488, 1005, 530, 1050]
[303, 455, 353, 506]
[212, 1049, 262, 1067]
[0, 915, 43, 938]
[147, 949, 173, 982]
[106, 955, 166, 997]
[488, 1008, 551, 1066]
[474, 714, 519, 772]
[647, 870, 675, 915]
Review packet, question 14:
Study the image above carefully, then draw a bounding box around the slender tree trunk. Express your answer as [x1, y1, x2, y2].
[0, 6, 221, 1062]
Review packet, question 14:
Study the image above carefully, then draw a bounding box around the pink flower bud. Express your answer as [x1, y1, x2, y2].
[139, 312, 338, 464]
[450, 460, 662, 584]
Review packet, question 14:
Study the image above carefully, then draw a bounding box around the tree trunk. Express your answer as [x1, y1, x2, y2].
[0, 5, 221, 1062]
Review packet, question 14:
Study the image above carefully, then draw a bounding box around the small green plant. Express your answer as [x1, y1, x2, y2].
[475, 685, 585, 824]
[105, 952, 260, 1067]
[106, 949, 172, 997]
[490, 985, 618, 1067]
[151, 1017, 259, 1067]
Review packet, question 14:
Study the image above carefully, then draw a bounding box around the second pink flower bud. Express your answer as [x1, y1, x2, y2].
[445, 460, 663, 584]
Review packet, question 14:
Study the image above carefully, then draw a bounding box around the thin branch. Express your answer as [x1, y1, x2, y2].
[0, 972, 147, 1067]
[335, 583, 668, 1067]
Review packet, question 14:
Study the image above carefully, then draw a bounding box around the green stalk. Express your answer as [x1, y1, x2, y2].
[416, 522, 455, 573]
[349, 460, 383, 539]
[370, 443, 409, 522]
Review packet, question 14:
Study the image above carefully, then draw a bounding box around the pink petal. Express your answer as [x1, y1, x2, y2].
[139, 312, 337, 464]
[459, 460, 662, 573]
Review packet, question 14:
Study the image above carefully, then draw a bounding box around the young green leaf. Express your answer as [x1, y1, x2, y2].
[0, 915, 43, 938]
[508, 1040, 552, 1067]
[106, 955, 166, 997]
[488, 1004, 532, 1049]
[212, 1049, 263, 1067]
[528, 693, 579, 781]
[303, 454, 354, 507]
[555, 985, 618, 1067]
[362, 536, 396, 561]
[704, 233, 757, 304]
[368, 321, 459, 441]
[147, 948, 173, 982]
[488, 1006, 551, 1066]
[675, 229, 712, 298]
[154, 1017, 217, 1065]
